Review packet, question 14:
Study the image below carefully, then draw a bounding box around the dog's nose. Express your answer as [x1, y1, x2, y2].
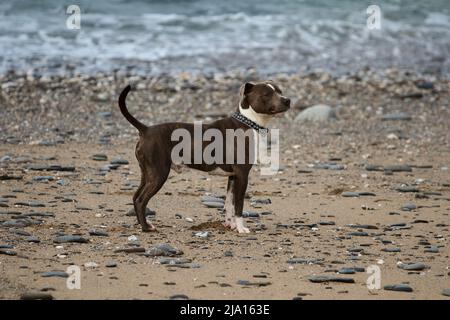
[284, 97, 291, 107]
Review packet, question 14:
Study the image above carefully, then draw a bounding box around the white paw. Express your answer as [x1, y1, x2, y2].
[234, 217, 250, 234]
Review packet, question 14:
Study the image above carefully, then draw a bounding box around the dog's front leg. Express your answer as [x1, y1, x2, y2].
[232, 173, 250, 233]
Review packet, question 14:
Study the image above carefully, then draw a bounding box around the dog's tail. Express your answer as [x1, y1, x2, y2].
[118, 85, 147, 133]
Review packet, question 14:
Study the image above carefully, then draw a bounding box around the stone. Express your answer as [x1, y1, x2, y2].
[397, 262, 427, 271]
[401, 203, 417, 211]
[384, 165, 412, 172]
[384, 284, 413, 292]
[381, 113, 411, 121]
[21, 292, 54, 300]
[41, 271, 69, 278]
[89, 229, 109, 237]
[287, 258, 323, 265]
[126, 207, 155, 217]
[341, 192, 360, 197]
[110, 158, 129, 165]
[295, 104, 337, 122]
[146, 243, 183, 257]
[308, 275, 355, 283]
[91, 154, 108, 161]
[202, 201, 224, 208]
[54, 235, 88, 244]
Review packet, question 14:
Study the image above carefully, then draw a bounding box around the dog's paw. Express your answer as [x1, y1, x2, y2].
[142, 221, 157, 232]
[235, 217, 250, 234]
[236, 225, 250, 233]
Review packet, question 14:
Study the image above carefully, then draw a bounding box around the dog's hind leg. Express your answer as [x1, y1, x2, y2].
[134, 165, 170, 232]
[223, 176, 235, 228]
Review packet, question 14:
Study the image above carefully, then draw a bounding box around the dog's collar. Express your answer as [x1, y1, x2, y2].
[231, 111, 268, 134]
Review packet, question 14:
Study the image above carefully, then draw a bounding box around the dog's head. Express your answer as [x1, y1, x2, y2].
[239, 81, 290, 116]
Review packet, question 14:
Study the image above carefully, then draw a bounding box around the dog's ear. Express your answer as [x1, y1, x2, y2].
[239, 82, 254, 109]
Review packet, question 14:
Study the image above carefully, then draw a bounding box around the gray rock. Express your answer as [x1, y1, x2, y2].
[200, 195, 224, 203]
[33, 176, 55, 182]
[341, 192, 360, 197]
[347, 231, 369, 237]
[424, 246, 439, 253]
[237, 280, 272, 287]
[21, 292, 54, 300]
[0, 249, 17, 256]
[14, 201, 45, 207]
[287, 258, 323, 265]
[126, 207, 155, 217]
[54, 235, 88, 244]
[384, 284, 413, 292]
[91, 154, 108, 161]
[384, 165, 412, 172]
[308, 275, 355, 283]
[88, 229, 109, 237]
[41, 271, 69, 278]
[401, 203, 417, 211]
[395, 186, 419, 193]
[338, 268, 356, 274]
[147, 243, 183, 257]
[381, 113, 411, 121]
[398, 262, 427, 271]
[202, 201, 224, 208]
[110, 158, 129, 165]
[106, 261, 118, 268]
[442, 289, 450, 297]
[295, 104, 337, 122]
[169, 294, 189, 300]
[159, 258, 191, 265]
[242, 211, 259, 218]
[382, 247, 401, 253]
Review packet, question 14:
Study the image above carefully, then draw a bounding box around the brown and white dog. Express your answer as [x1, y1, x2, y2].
[118, 81, 290, 233]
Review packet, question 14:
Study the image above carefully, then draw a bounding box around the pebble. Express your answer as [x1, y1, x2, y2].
[146, 243, 183, 257]
[395, 186, 419, 193]
[91, 154, 108, 161]
[88, 229, 109, 237]
[397, 262, 427, 271]
[237, 280, 272, 287]
[21, 292, 54, 300]
[106, 261, 118, 268]
[170, 294, 189, 300]
[295, 104, 337, 122]
[202, 201, 224, 208]
[308, 275, 355, 283]
[54, 235, 88, 244]
[384, 165, 412, 172]
[0, 249, 17, 256]
[159, 258, 191, 265]
[126, 207, 155, 217]
[41, 271, 69, 278]
[401, 203, 417, 211]
[381, 113, 411, 121]
[110, 158, 129, 165]
[287, 258, 323, 265]
[442, 289, 450, 297]
[384, 284, 413, 292]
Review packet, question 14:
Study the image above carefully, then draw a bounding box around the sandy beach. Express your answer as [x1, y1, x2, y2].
[1, 69, 449, 299]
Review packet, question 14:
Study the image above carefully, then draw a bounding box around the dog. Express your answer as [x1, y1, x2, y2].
[118, 81, 290, 233]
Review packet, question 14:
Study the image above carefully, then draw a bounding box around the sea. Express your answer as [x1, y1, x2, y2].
[0, 0, 449, 76]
